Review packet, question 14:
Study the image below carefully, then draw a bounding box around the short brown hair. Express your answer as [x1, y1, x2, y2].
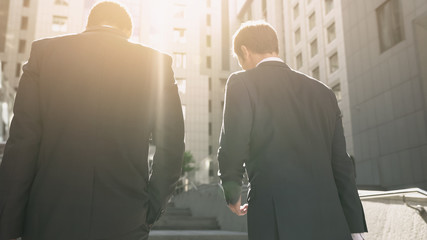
[233, 21, 279, 58]
[87, 1, 133, 32]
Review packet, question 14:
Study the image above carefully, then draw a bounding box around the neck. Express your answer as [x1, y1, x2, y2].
[253, 53, 280, 66]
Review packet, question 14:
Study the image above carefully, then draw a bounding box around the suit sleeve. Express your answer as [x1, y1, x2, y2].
[330, 93, 367, 233]
[217, 74, 252, 205]
[0, 41, 42, 240]
[146, 54, 185, 225]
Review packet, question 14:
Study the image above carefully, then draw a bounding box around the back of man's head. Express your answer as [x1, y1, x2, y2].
[87, 1, 133, 37]
[233, 21, 279, 58]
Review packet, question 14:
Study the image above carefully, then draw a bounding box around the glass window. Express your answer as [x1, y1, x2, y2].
[327, 22, 336, 43]
[173, 4, 185, 18]
[18, 39, 26, 53]
[329, 52, 339, 73]
[52, 15, 68, 32]
[309, 12, 316, 30]
[310, 39, 318, 57]
[15, 63, 21, 77]
[176, 78, 186, 94]
[312, 66, 320, 80]
[208, 160, 214, 176]
[173, 52, 187, 69]
[206, 14, 211, 26]
[54, 0, 68, 6]
[173, 28, 186, 43]
[262, 0, 267, 19]
[295, 28, 301, 44]
[293, 4, 299, 20]
[21, 16, 28, 30]
[332, 83, 341, 101]
[209, 122, 212, 136]
[296, 53, 303, 69]
[208, 100, 212, 113]
[206, 35, 211, 47]
[376, 0, 404, 53]
[1, 61, 6, 71]
[325, 0, 333, 14]
[207, 56, 212, 68]
[23, 0, 30, 7]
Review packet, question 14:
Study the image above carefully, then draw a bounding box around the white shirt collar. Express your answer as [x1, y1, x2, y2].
[256, 57, 284, 67]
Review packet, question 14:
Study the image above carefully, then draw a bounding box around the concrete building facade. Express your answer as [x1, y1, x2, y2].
[341, 0, 427, 190]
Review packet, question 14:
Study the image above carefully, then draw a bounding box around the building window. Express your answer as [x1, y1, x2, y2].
[296, 53, 303, 69]
[23, 0, 30, 7]
[307, 0, 312, 4]
[293, 3, 299, 20]
[173, 52, 187, 69]
[15, 63, 22, 77]
[262, 0, 267, 19]
[206, 56, 212, 68]
[207, 0, 211, 8]
[376, 0, 404, 53]
[1, 61, 6, 71]
[206, 35, 211, 47]
[209, 146, 213, 156]
[208, 161, 214, 176]
[209, 122, 212, 136]
[52, 15, 68, 32]
[54, 0, 68, 6]
[21, 16, 28, 30]
[209, 77, 212, 91]
[173, 28, 186, 43]
[329, 52, 339, 73]
[327, 22, 336, 43]
[312, 66, 320, 80]
[208, 100, 212, 113]
[220, 78, 227, 90]
[221, 101, 224, 110]
[18, 39, 26, 53]
[173, 4, 185, 18]
[325, 0, 333, 14]
[310, 39, 318, 57]
[176, 78, 186, 94]
[309, 12, 316, 31]
[295, 28, 301, 44]
[332, 82, 341, 101]
[206, 14, 211, 26]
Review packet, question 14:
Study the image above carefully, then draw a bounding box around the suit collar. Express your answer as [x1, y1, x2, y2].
[257, 60, 290, 69]
[84, 26, 129, 39]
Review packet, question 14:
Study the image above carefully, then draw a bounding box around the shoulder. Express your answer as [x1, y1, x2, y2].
[129, 42, 173, 64]
[226, 70, 248, 89]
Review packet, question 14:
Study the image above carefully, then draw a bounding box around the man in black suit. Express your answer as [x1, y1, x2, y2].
[218, 21, 367, 240]
[0, 2, 184, 240]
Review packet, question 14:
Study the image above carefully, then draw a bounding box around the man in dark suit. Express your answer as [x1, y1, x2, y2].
[0, 2, 184, 240]
[218, 21, 367, 240]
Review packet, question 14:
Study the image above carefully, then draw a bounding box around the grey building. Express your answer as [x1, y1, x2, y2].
[341, 0, 427, 190]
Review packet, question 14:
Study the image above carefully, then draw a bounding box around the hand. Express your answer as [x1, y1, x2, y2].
[227, 196, 248, 216]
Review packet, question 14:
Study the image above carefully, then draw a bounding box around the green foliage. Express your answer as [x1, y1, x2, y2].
[182, 151, 196, 175]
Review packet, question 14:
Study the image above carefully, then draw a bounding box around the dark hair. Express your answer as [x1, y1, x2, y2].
[87, 1, 133, 32]
[233, 20, 279, 58]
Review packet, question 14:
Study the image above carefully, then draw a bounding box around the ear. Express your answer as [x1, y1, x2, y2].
[240, 45, 250, 59]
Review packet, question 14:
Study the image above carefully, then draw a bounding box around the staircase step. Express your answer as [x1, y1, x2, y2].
[148, 230, 248, 240]
[164, 207, 191, 216]
[152, 216, 219, 230]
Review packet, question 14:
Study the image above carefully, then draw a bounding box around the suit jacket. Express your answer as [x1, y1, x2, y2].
[0, 26, 185, 240]
[218, 61, 367, 239]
